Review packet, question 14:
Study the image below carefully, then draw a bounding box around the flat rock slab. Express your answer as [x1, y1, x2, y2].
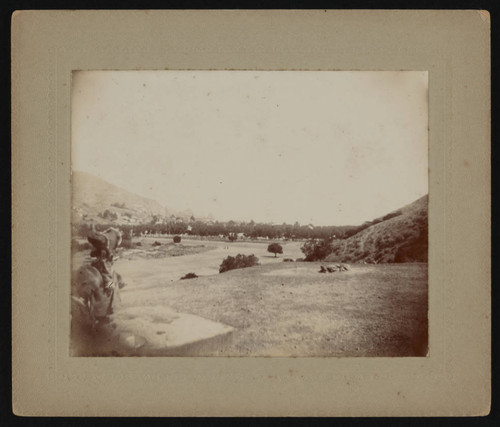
[110, 305, 234, 351]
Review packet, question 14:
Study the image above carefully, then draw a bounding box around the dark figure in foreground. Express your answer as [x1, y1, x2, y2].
[87, 224, 122, 292]
[71, 226, 126, 355]
[72, 225, 124, 325]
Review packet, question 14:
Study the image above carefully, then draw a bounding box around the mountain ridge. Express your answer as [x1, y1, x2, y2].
[72, 170, 176, 225]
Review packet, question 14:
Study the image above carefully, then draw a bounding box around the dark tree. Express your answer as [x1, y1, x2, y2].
[173, 235, 181, 243]
[268, 243, 283, 257]
[301, 238, 334, 261]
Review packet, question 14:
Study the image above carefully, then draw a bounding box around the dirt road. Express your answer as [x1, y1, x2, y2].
[114, 238, 304, 292]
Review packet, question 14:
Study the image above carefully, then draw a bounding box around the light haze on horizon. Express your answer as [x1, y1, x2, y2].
[72, 70, 428, 226]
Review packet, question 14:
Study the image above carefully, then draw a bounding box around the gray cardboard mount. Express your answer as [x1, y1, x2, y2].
[12, 10, 490, 416]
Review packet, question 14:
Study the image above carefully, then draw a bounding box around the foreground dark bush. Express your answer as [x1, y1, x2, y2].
[181, 272, 198, 280]
[219, 254, 260, 273]
[173, 235, 181, 243]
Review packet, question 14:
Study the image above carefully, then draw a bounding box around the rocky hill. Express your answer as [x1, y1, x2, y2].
[325, 195, 428, 264]
[71, 171, 176, 225]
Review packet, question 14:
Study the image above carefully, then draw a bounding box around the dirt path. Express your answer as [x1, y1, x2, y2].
[114, 239, 303, 292]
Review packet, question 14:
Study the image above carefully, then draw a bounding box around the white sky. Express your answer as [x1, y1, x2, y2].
[72, 70, 428, 226]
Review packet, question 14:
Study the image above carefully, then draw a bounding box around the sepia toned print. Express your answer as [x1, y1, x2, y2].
[70, 70, 428, 357]
[13, 10, 490, 416]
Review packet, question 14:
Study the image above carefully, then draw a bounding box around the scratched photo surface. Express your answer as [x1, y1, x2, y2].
[70, 70, 428, 357]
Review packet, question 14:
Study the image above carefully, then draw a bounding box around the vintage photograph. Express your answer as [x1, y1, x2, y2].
[70, 70, 428, 357]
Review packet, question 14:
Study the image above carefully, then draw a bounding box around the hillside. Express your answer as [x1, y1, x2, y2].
[71, 171, 174, 225]
[325, 195, 428, 264]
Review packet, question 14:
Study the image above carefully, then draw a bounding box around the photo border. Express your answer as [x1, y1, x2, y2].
[12, 10, 490, 416]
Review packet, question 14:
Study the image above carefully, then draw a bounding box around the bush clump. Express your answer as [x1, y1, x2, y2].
[300, 238, 334, 261]
[173, 235, 181, 243]
[219, 254, 260, 273]
[181, 272, 198, 280]
[152, 241, 162, 247]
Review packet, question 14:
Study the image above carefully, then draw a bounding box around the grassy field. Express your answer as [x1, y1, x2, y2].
[72, 237, 427, 357]
[126, 262, 428, 357]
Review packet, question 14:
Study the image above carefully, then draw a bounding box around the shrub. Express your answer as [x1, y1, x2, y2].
[135, 241, 142, 246]
[301, 238, 334, 261]
[219, 254, 260, 273]
[173, 235, 181, 243]
[267, 243, 283, 257]
[181, 272, 198, 280]
[152, 241, 162, 247]
[283, 258, 294, 262]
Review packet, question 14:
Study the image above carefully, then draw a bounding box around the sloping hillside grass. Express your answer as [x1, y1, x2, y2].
[326, 195, 428, 264]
